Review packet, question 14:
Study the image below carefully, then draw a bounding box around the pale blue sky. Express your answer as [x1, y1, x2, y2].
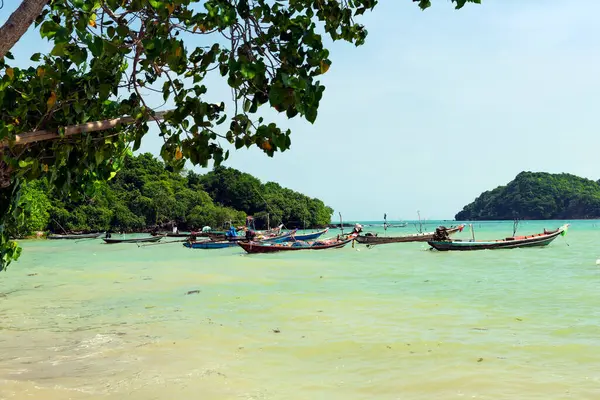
[5, 1, 600, 220]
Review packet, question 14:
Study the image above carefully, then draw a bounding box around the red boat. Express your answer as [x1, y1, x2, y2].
[237, 235, 354, 254]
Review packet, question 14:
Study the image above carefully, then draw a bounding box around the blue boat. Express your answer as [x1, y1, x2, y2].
[260, 229, 297, 242]
[276, 228, 329, 242]
[183, 241, 237, 249]
[185, 226, 245, 249]
[183, 228, 308, 249]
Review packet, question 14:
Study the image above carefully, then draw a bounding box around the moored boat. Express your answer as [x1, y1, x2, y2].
[103, 236, 164, 244]
[428, 224, 569, 251]
[276, 228, 329, 242]
[205, 224, 285, 241]
[183, 228, 294, 249]
[183, 241, 237, 249]
[47, 232, 103, 240]
[355, 225, 465, 245]
[237, 228, 361, 254]
[150, 232, 193, 238]
[237, 236, 353, 254]
[258, 229, 296, 242]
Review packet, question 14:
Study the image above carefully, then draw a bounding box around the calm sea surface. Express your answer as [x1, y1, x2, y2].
[1, 220, 600, 399]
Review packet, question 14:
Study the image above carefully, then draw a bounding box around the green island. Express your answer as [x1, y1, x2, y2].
[456, 171, 600, 220]
[7, 153, 333, 238]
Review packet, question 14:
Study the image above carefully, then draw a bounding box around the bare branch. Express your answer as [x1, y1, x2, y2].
[0, 0, 49, 59]
[1, 111, 171, 147]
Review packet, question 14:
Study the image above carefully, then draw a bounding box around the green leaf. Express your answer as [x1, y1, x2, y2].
[417, 0, 431, 10]
[69, 47, 88, 64]
[95, 150, 104, 165]
[454, 0, 467, 9]
[99, 84, 111, 99]
[89, 36, 103, 57]
[216, 114, 227, 125]
[30, 53, 41, 62]
[235, 137, 244, 149]
[268, 86, 285, 107]
[133, 135, 142, 151]
[116, 24, 129, 37]
[319, 59, 331, 74]
[286, 107, 298, 118]
[305, 107, 317, 124]
[219, 64, 229, 76]
[240, 63, 256, 79]
[50, 43, 66, 57]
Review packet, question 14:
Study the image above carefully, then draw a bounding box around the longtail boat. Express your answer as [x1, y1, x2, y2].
[103, 236, 164, 244]
[206, 224, 284, 240]
[428, 224, 569, 251]
[258, 229, 296, 242]
[276, 228, 329, 242]
[237, 232, 358, 254]
[224, 228, 295, 242]
[222, 230, 294, 242]
[183, 241, 237, 249]
[355, 225, 465, 245]
[150, 232, 192, 238]
[48, 232, 103, 240]
[183, 229, 294, 249]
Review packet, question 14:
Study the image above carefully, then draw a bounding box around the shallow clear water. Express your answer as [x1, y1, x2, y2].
[1, 220, 600, 399]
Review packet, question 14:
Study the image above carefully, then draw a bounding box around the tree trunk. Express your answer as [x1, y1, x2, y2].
[0, 181, 15, 221]
[0, 0, 49, 59]
[0, 158, 11, 189]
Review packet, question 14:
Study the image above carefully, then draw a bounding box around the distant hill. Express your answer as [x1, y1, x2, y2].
[455, 172, 600, 220]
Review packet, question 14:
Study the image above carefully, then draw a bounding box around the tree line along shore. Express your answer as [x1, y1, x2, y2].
[8, 153, 333, 238]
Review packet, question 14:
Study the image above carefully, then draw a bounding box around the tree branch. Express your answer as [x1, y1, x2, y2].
[0, 0, 49, 59]
[1, 110, 171, 147]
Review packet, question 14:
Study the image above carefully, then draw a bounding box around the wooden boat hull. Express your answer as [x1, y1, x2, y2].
[103, 236, 163, 244]
[183, 241, 238, 249]
[48, 232, 102, 240]
[428, 225, 568, 251]
[237, 238, 352, 254]
[355, 225, 464, 245]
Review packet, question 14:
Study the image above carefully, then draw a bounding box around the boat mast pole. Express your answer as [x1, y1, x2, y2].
[384, 213, 387, 236]
[470, 224, 475, 241]
[417, 210, 422, 233]
[339, 212, 344, 236]
[267, 213, 270, 231]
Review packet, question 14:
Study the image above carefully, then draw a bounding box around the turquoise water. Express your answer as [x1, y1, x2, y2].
[1, 220, 600, 399]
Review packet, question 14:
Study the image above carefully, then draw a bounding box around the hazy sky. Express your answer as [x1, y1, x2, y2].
[5, 1, 600, 220]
